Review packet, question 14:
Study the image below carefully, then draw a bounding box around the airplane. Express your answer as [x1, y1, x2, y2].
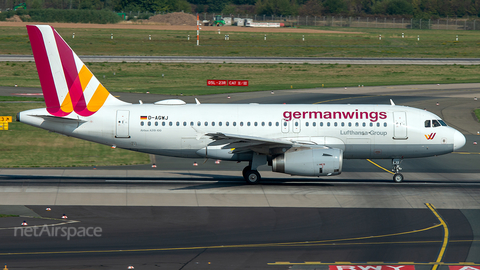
[17, 25, 466, 184]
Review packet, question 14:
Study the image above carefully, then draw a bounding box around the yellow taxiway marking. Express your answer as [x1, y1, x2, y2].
[366, 159, 395, 175]
[426, 203, 449, 270]
[0, 223, 442, 256]
[269, 262, 480, 266]
[270, 204, 455, 267]
[453, 152, 480, 155]
[313, 95, 374, 104]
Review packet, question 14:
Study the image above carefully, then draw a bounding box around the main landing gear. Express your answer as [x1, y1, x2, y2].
[242, 166, 261, 184]
[242, 153, 267, 184]
[392, 158, 404, 183]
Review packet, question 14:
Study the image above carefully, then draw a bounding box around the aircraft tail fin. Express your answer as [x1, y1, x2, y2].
[26, 25, 126, 117]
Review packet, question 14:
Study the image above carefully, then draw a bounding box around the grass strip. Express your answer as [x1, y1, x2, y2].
[2, 62, 480, 95]
[475, 109, 480, 122]
[1, 26, 480, 58]
[0, 214, 19, 217]
[0, 102, 150, 168]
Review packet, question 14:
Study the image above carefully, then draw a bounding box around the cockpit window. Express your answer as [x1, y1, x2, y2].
[425, 120, 431, 127]
[438, 120, 447, 126]
[432, 119, 441, 127]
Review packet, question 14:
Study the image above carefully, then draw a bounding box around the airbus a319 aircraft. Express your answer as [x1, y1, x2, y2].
[18, 25, 466, 184]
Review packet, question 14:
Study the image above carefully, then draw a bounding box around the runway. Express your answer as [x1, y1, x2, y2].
[3, 55, 480, 65]
[1, 83, 480, 269]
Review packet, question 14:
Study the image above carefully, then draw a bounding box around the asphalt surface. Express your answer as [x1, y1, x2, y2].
[0, 206, 478, 269]
[1, 83, 480, 269]
[3, 55, 480, 65]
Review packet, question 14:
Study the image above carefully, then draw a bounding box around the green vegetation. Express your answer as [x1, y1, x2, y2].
[0, 9, 122, 24]
[1, 0, 476, 17]
[1, 26, 480, 58]
[475, 109, 480, 122]
[2, 61, 480, 95]
[0, 96, 44, 102]
[0, 214, 19, 218]
[0, 102, 150, 168]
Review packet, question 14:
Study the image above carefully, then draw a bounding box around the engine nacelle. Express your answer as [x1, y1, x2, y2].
[272, 148, 343, 176]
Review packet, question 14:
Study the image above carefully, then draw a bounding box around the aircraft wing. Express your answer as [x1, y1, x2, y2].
[205, 132, 320, 154]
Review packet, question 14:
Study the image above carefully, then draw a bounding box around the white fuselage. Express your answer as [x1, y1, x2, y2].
[18, 102, 465, 161]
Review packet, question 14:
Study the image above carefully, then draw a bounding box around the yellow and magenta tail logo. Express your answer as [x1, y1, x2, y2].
[425, 133, 436, 140]
[27, 25, 110, 117]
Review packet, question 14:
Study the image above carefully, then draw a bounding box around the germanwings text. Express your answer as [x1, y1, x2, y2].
[283, 110, 387, 122]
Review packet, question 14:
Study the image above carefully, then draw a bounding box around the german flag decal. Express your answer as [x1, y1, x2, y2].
[140, 116, 147, 120]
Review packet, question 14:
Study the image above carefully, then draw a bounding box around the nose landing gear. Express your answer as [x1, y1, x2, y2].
[392, 159, 404, 183]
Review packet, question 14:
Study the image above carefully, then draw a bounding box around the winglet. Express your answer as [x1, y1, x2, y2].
[390, 99, 396, 106]
[195, 98, 201, 105]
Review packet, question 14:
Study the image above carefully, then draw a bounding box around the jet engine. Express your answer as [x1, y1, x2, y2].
[272, 148, 343, 176]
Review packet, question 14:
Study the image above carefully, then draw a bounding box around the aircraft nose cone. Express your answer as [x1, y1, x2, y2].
[453, 130, 466, 151]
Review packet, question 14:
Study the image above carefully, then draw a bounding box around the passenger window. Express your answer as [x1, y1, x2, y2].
[320, 122, 323, 127]
[255, 122, 258, 126]
[247, 122, 251, 126]
[240, 122, 244, 126]
[155, 122, 158, 126]
[283, 122, 287, 126]
[219, 122, 222, 126]
[334, 122, 338, 127]
[226, 122, 229, 126]
[370, 122, 373, 127]
[376, 122, 380, 127]
[355, 122, 359, 127]
[176, 122, 180, 126]
[341, 122, 345, 127]
[348, 122, 352, 127]
[205, 121, 208, 126]
[384, 122, 387, 127]
[362, 122, 366, 127]
[212, 122, 215, 126]
[295, 122, 299, 127]
[190, 122, 194, 126]
[148, 122, 151, 126]
[141, 121, 144, 126]
[306, 122, 309, 127]
[268, 122, 272, 126]
[197, 121, 201, 126]
[169, 122, 172, 126]
[425, 120, 431, 127]
[183, 122, 187, 126]
[233, 122, 237, 126]
[162, 122, 166, 126]
[432, 120, 441, 127]
[313, 122, 316, 127]
[276, 122, 279, 126]
[262, 122, 265, 126]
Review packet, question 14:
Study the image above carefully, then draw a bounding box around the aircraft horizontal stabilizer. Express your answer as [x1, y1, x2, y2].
[32, 115, 86, 123]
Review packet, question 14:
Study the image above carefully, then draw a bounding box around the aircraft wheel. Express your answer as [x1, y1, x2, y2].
[244, 170, 261, 184]
[393, 173, 404, 183]
[242, 166, 251, 178]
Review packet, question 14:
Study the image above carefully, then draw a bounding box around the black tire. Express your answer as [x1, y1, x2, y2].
[242, 166, 251, 178]
[244, 170, 261, 184]
[393, 173, 404, 183]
